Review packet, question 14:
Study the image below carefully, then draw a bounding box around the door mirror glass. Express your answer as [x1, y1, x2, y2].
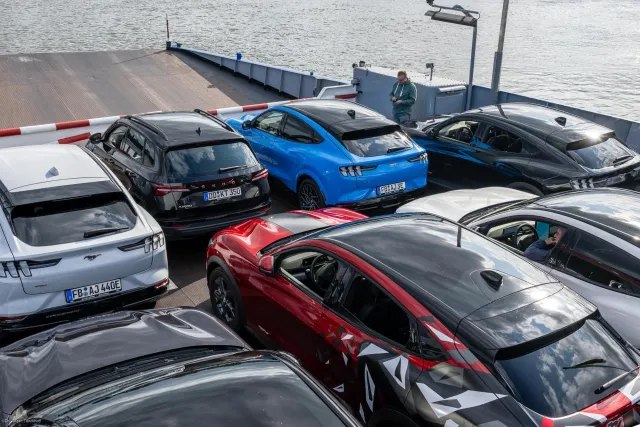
[427, 128, 436, 139]
[242, 120, 252, 130]
[89, 133, 102, 143]
[258, 255, 275, 276]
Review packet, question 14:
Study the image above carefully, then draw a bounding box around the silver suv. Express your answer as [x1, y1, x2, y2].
[0, 144, 169, 334]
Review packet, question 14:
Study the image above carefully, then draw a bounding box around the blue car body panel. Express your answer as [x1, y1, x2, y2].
[227, 106, 428, 206]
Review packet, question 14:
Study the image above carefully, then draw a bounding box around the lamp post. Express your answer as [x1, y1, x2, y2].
[490, 0, 510, 104]
[425, 1, 480, 111]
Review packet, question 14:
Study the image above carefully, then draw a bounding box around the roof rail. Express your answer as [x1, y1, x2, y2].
[125, 116, 168, 140]
[193, 109, 236, 133]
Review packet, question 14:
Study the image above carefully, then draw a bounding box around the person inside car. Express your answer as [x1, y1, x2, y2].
[524, 228, 565, 262]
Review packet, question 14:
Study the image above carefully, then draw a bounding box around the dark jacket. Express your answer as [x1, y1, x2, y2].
[390, 79, 417, 116]
[523, 239, 551, 262]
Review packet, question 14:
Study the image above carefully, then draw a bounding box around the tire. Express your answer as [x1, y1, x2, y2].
[297, 178, 326, 210]
[207, 267, 245, 331]
[507, 181, 544, 196]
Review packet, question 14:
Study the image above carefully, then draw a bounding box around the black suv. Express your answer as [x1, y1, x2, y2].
[406, 103, 640, 195]
[86, 111, 271, 240]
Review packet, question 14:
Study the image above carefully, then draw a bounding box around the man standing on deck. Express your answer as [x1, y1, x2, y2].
[390, 70, 417, 124]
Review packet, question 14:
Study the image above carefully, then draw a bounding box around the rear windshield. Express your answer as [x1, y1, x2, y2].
[12, 193, 136, 246]
[567, 137, 634, 169]
[342, 129, 412, 157]
[495, 318, 639, 418]
[166, 142, 259, 181]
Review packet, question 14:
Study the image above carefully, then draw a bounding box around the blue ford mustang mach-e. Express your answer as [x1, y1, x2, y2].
[227, 100, 428, 210]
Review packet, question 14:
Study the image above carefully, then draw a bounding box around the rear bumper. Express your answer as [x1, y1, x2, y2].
[161, 201, 272, 240]
[336, 187, 427, 211]
[0, 283, 169, 333]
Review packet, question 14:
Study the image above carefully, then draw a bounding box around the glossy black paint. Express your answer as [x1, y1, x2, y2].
[86, 111, 271, 240]
[320, 214, 557, 333]
[408, 103, 640, 194]
[0, 308, 247, 415]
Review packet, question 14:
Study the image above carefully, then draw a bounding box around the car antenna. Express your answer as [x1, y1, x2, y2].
[457, 225, 462, 248]
[347, 109, 356, 119]
[555, 117, 567, 126]
[196, 127, 201, 136]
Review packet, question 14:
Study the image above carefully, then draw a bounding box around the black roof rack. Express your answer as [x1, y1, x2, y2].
[193, 109, 236, 133]
[125, 116, 168, 140]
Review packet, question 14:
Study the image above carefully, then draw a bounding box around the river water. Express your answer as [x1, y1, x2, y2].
[1, 0, 638, 120]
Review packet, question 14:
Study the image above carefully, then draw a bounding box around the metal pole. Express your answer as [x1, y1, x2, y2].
[490, 0, 509, 104]
[466, 25, 477, 111]
[166, 14, 170, 41]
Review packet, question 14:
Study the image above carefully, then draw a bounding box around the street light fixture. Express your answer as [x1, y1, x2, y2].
[425, 1, 479, 110]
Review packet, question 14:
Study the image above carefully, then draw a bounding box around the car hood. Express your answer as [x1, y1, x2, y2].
[0, 308, 247, 415]
[396, 187, 536, 221]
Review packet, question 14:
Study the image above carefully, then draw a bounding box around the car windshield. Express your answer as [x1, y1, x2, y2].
[11, 192, 136, 246]
[342, 129, 412, 157]
[495, 318, 639, 418]
[166, 141, 258, 181]
[11, 357, 348, 427]
[566, 136, 634, 169]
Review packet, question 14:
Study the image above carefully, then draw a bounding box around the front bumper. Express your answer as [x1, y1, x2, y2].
[336, 187, 427, 211]
[161, 201, 271, 240]
[0, 283, 169, 333]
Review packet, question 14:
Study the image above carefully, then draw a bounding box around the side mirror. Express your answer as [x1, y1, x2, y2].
[258, 255, 275, 276]
[426, 128, 437, 139]
[89, 133, 102, 143]
[242, 120, 252, 130]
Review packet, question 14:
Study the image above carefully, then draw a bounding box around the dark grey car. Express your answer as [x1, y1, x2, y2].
[0, 308, 362, 427]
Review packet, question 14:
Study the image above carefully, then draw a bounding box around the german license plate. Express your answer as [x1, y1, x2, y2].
[204, 187, 242, 201]
[65, 279, 122, 303]
[378, 181, 406, 195]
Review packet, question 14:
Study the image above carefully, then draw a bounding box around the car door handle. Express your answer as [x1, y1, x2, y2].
[126, 170, 138, 178]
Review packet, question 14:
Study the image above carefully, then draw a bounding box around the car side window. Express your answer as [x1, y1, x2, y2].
[485, 218, 566, 262]
[281, 115, 322, 144]
[279, 250, 343, 299]
[143, 140, 156, 167]
[481, 125, 524, 153]
[120, 128, 145, 162]
[339, 272, 413, 349]
[254, 111, 284, 136]
[437, 120, 480, 145]
[106, 125, 128, 150]
[564, 232, 640, 296]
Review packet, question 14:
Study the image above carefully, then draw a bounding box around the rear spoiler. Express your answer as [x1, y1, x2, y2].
[565, 132, 615, 152]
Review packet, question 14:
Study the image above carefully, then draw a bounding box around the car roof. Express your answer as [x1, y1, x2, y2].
[130, 111, 243, 147]
[284, 100, 397, 140]
[0, 308, 246, 414]
[317, 214, 557, 328]
[466, 103, 612, 144]
[528, 188, 640, 247]
[0, 144, 108, 192]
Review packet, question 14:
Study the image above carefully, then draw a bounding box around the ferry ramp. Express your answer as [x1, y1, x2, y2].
[0, 49, 289, 128]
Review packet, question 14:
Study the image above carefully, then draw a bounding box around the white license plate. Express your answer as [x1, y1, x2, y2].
[204, 187, 242, 201]
[65, 279, 122, 303]
[378, 181, 406, 195]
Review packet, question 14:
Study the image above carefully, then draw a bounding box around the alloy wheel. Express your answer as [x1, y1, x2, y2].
[299, 183, 321, 210]
[213, 277, 235, 324]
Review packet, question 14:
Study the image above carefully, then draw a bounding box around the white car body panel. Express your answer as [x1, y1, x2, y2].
[396, 187, 536, 221]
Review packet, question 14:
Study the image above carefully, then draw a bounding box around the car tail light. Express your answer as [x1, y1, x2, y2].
[0, 315, 26, 323]
[153, 278, 169, 288]
[0, 262, 19, 278]
[119, 232, 165, 253]
[153, 184, 188, 196]
[0, 259, 61, 278]
[408, 152, 428, 163]
[252, 169, 269, 181]
[339, 165, 378, 177]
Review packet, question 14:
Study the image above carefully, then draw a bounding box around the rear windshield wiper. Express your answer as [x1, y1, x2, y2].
[219, 165, 246, 173]
[594, 365, 640, 394]
[387, 146, 409, 154]
[562, 358, 607, 370]
[613, 155, 633, 166]
[84, 227, 130, 239]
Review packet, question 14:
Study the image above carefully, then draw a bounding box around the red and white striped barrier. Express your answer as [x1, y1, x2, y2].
[0, 86, 357, 148]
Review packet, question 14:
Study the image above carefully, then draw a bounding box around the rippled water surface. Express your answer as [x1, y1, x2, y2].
[1, 0, 638, 120]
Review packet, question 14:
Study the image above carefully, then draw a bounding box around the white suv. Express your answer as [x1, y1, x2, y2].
[0, 144, 169, 335]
